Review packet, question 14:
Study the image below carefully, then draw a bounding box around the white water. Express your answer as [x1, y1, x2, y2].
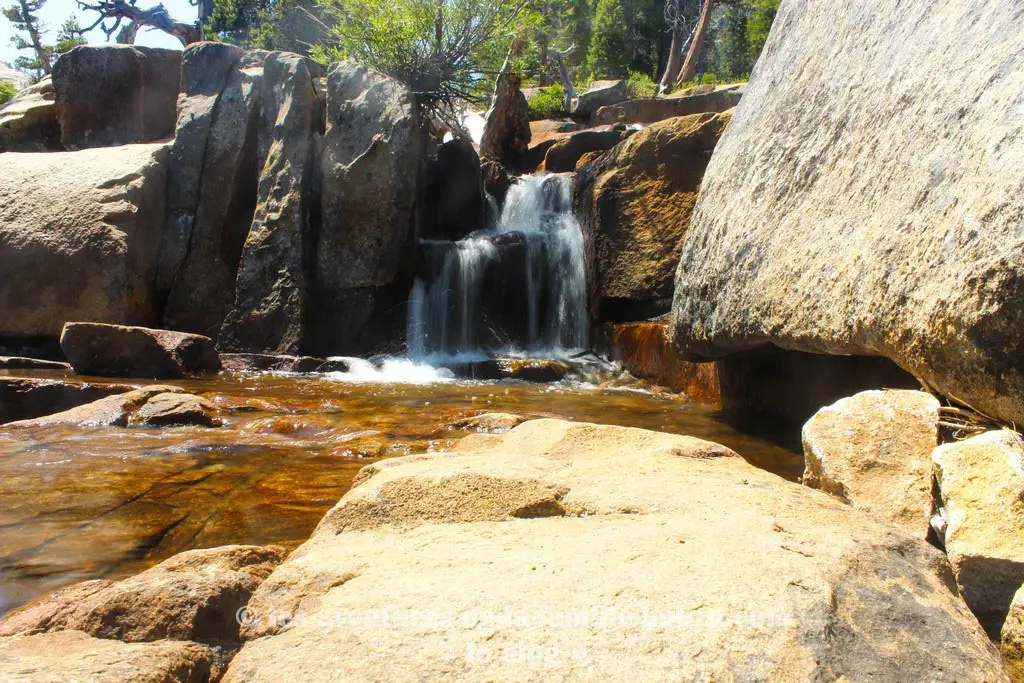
[407, 174, 588, 360]
[325, 357, 456, 384]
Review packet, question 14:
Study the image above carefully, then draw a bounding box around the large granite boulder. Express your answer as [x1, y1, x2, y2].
[571, 79, 628, 118]
[219, 52, 321, 354]
[802, 389, 939, 539]
[0, 545, 286, 645]
[61, 322, 221, 379]
[160, 43, 263, 339]
[576, 112, 730, 319]
[592, 84, 743, 125]
[0, 630, 221, 683]
[933, 429, 1024, 636]
[0, 143, 169, 337]
[309, 61, 421, 354]
[0, 77, 60, 152]
[670, 0, 1024, 426]
[2, 385, 206, 428]
[224, 419, 1006, 681]
[52, 45, 182, 150]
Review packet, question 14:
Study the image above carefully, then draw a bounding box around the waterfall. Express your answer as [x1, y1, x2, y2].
[407, 173, 588, 360]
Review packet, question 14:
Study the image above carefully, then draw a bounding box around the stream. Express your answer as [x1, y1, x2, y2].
[0, 366, 800, 616]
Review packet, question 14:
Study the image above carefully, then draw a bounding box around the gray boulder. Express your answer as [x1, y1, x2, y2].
[52, 45, 182, 150]
[309, 61, 421, 354]
[670, 0, 1024, 426]
[219, 52, 321, 354]
[592, 84, 743, 126]
[0, 77, 60, 152]
[161, 44, 265, 338]
[571, 79, 628, 118]
[0, 143, 169, 337]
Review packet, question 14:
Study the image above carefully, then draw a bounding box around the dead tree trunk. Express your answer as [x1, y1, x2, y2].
[675, 0, 713, 86]
[78, 0, 202, 46]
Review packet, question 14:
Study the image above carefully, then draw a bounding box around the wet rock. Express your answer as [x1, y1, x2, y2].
[571, 79, 628, 118]
[448, 412, 527, 433]
[494, 357, 571, 382]
[161, 44, 264, 338]
[540, 128, 627, 173]
[933, 429, 1024, 636]
[0, 378, 131, 424]
[574, 149, 603, 171]
[0, 77, 60, 152]
[228, 419, 1006, 681]
[1002, 584, 1024, 682]
[220, 353, 348, 374]
[133, 393, 222, 427]
[0, 630, 221, 683]
[220, 53, 320, 355]
[0, 545, 286, 645]
[423, 138, 484, 240]
[480, 158, 511, 205]
[605, 321, 721, 402]
[52, 45, 182, 150]
[310, 61, 421, 354]
[802, 390, 939, 538]
[670, 1, 1024, 427]
[61, 323, 221, 379]
[0, 143, 170, 337]
[479, 70, 531, 167]
[5, 385, 187, 427]
[576, 112, 730, 312]
[592, 84, 743, 125]
[0, 356, 70, 370]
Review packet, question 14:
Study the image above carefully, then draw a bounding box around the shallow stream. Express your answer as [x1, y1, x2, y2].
[0, 366, 800, 615]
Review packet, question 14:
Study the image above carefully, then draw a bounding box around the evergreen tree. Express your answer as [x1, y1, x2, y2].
[587, 0, 628, 80]
[715, 3, 749, 80]
[3, 0, 51, 76]
[745, 0, 777, 66]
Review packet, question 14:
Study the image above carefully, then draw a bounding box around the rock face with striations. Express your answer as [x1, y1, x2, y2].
[160, 43, 264, 339]
[309, 61, 421, 354]
[577, 111, 730, 319]
[670, 0, 1024, 426]
[801, 389, 939, 539]
[224, 419, 1007, 681]
[0, 143, 169, 337]
[52, 45, 181, 150]
[0, 77, 60, 152]
[219, 52, 322, 354]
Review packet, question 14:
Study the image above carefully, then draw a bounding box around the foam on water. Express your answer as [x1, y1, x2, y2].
[325, 357, 457, 384]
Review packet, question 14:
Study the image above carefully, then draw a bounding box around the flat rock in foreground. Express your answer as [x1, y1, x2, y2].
[670, 0, 1024, 426]
[225, 419, 1006, 681]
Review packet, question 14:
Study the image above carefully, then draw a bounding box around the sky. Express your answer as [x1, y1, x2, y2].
[0, 0, 196, 67]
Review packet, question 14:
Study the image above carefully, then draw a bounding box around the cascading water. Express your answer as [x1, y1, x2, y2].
[407, 174, 588, 360]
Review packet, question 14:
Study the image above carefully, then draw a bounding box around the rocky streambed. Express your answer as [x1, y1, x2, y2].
[0, 367, 800, 619]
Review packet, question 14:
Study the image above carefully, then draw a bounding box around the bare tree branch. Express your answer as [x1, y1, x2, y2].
[77, 0, 202, 46]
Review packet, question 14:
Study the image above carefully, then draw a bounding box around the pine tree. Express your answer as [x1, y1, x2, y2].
[745, 0, 778, 66]
[715, 4, 749, 80]
[587, 0, 628, 80]
[3, 0, 51, 77]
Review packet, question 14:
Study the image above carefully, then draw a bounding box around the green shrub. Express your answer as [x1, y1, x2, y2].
[0, 81, 16, 107]
[527, 83, 565, 119]
[626, 71, 657, 98]
[700, 72, 719, 86]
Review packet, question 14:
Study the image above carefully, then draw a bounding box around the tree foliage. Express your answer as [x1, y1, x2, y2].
[586, 0, 627, 79]
[206, 0, 325, 53]
[3, 0, 51, 76]
[0, 80, 16, 105]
